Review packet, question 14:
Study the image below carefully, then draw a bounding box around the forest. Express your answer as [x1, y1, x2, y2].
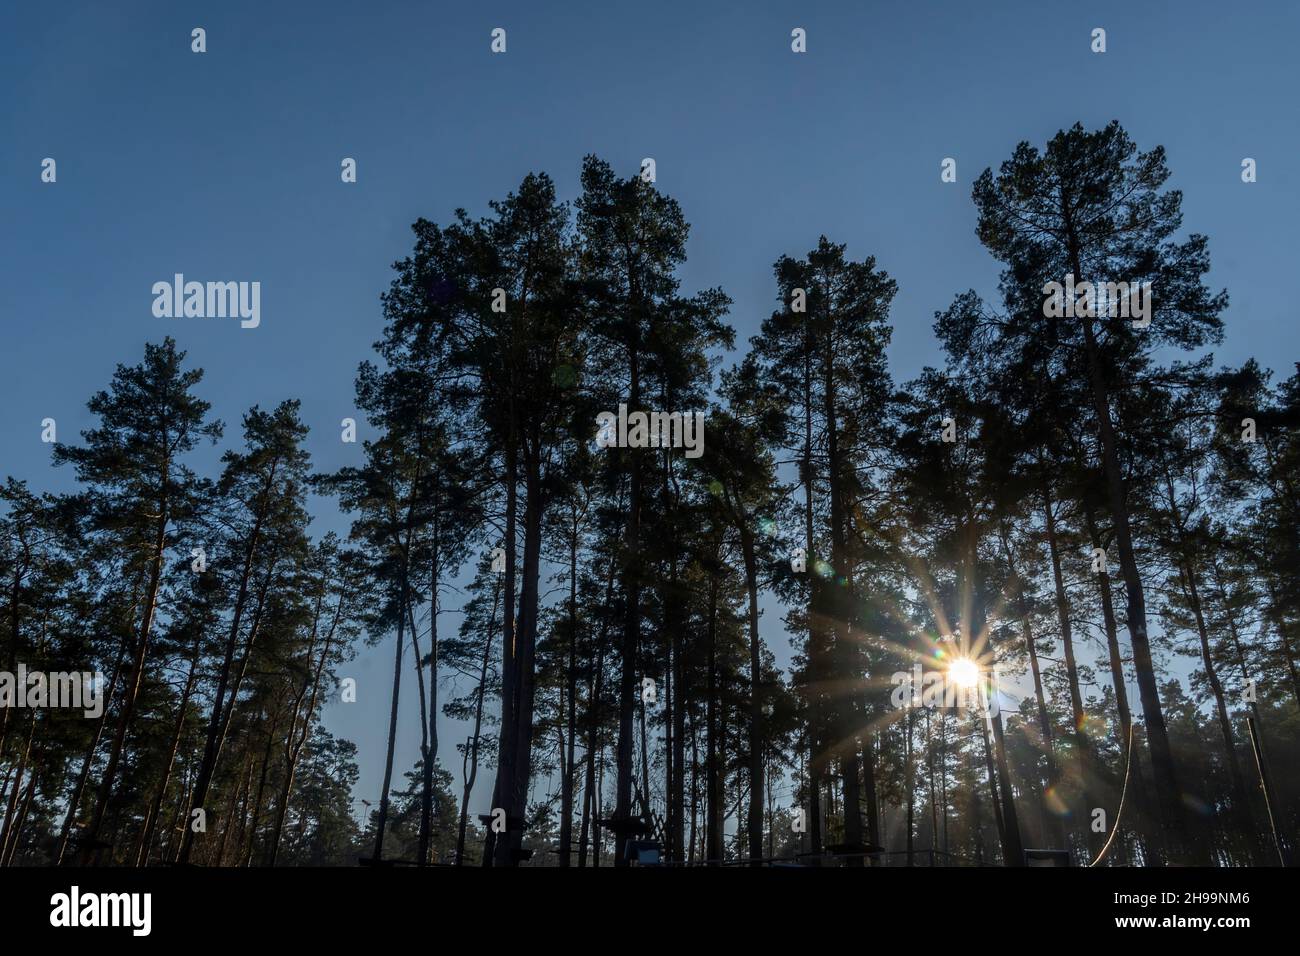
[1, 121, 1297, 868]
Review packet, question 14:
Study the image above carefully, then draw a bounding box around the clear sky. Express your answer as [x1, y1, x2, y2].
[3, 0, 1297, 822]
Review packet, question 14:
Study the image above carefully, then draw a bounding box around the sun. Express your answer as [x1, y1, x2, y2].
[948, 657, 980, 690]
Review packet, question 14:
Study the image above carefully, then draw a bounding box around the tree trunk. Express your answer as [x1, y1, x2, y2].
[410, 528, 441, 866]
[178, 462, 281, 864]
[905, 706, 915, 865]
[83, 486, 170, 863]
[614, 353, 642, 867]
[668, 558, 686, 863]
[1040, 480, 1102, 858]
[1176, 555, 1257, 863]
[558, 514, 580, 866]
[1062, 200, 1201, 863]
[705, 570, 722, 865]
[1042, 482, 1086, 730]
[740, 528, 764, 864]
[1211, 554, 1285, 865]
[485, 432, 518, 866]
[802, 332, 824, 857]
[371, 571, 407, 863]
[862, 733, 880, 856]
[135, 644, 200, 866]
[241, 709, 279, 866]
[822, 327, 862, 864]
[0, 712, 37, 864]
[500, 447, 544, 865]
[56, 631, 127, 866]
[456, 584, 497, 866]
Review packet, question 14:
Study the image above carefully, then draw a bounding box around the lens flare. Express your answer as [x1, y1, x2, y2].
[949, 657, 979, 690]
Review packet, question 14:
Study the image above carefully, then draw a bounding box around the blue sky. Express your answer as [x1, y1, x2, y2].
[3, 0, 1297, 824]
